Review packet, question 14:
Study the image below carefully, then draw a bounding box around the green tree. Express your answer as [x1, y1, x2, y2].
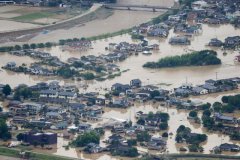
[2, 84, 11, 96]
[57, 67, 79, 78]
[72, 131, 100, 147]
[30, 43, 37, 49]
[22, 44, 30, 50]
[221, 96, 229, 103]
[143, 50, 221, 68]
[150, 90, 160, 99]
[202, 110, 211, 117]
[213, 102, 222, 112]
[189, 111, 197, 118]
[230, 132, 240, 140]
[45, 42, 52, 48]
[127, 139, 137, 147]
[0, 118, 11, 141]
[162, 132, 168, 137]
[136, 131, 151, 142]
[37, 43, 45, 48]
[14, 45, 22, 50]
[81, 72, 95, 80]
[16, 133, 24, 141]
[74, 117, 79, 126]
[156, 112, 170, 122]
[59, 40, 66, 45]
[14, 85, 32, 100]
[136, 118, 145, 125]
[159, 122, 168, 130]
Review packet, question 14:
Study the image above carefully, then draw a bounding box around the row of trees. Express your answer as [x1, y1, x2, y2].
[1, 84, 34, 101]
[0, 42, 54, 52]
[143, 50, 221, 68]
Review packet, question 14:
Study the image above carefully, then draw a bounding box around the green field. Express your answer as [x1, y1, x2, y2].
[12, 12, 54, 22]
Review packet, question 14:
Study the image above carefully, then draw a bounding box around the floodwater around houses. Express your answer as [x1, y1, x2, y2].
[31, 98, 240, 159]
[0, 0, 174, 45]
[41, 24, 240, 93]
[0, 24, 240, 90]
[0, 18, 240, 160]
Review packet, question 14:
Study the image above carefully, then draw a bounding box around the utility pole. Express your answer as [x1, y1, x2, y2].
[216, 72, 218, 80]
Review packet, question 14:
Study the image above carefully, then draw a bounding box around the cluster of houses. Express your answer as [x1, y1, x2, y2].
[208, 36, 240, 49]
[189, 0, 240, 26]
[65, 41, 159, 74]
[62, 39, 92, 52]
[20, 130, 57, 146]
[213, 143, 240, 153]
[174, 77, 240, 97]
[4, 40, 160, 79]
[3, 62, 55, 76]
[4, 50, 66, 76]
[132, 0, 240, 46]
[16, 50, 65, 67]
[1, 74, 239, 155]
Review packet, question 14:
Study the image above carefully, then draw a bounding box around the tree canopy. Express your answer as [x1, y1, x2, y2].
[0, 118, 11, 141]
[72, 131, 100, 147]
[2, 84, 11, 96]
[143, 50, 221, 68]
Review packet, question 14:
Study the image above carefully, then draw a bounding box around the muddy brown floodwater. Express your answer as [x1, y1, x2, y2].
[0, 14, 240, 160]
[117, 0, 175, 6]
[0, 24, 240, 90]
[38, 24, 240, 94]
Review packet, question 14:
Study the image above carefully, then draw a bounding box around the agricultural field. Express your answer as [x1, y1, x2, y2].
[0, 5, 86, 25]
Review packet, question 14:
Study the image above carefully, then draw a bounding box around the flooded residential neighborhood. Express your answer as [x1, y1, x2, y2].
[0, 0, 239, 160]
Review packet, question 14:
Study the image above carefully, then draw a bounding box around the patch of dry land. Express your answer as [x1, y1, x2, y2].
[0, 20, 40, 32]
[0, 5, 86, 31]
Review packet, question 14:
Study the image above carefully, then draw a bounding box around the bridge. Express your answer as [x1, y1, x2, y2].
[0, 1, 15, 4]
[103, 4, 174, 12]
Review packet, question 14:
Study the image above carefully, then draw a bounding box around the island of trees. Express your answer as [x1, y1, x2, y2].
[143, 50, 221, 68]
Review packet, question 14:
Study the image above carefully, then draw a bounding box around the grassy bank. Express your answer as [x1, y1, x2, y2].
[0, 147, 75, 160]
